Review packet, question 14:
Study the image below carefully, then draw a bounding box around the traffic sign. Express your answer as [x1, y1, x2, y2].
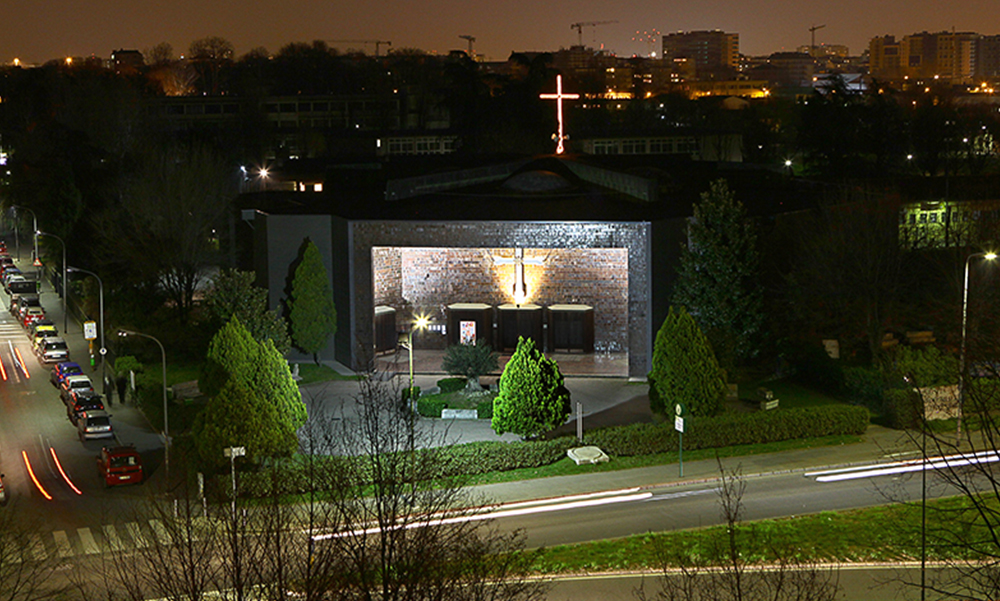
[674, 416, 684, 433]
[84, 321, 97, 340]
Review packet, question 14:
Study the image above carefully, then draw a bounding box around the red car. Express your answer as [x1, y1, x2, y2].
[22, 307, 45, 328]
[97, 446, 143, 488]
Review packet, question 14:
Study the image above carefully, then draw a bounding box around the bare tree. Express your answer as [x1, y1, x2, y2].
[95, 141, 237, 321]
[785, 190, 907, 361]
[637, 460, 841, 601]
[892, 360, 1000, 601]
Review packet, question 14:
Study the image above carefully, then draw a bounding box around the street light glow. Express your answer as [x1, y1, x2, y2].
[986, 252, 998, 261]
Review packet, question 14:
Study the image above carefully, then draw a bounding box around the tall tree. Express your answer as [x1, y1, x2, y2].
[287, 239, 337, 363]
[785, 191, 906, 361]
[491, 337, 570, 439]
[206, 268, 291, 355]
[673, 179, 763, 368]
[95, 141, 236, 321]
[648, 306, 726, 417]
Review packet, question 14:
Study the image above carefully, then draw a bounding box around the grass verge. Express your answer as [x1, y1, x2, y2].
[531, 494, 982, 574]
[461, 434, 861, 486]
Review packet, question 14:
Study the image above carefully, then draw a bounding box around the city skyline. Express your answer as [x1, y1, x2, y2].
[2, 0, 996, 65]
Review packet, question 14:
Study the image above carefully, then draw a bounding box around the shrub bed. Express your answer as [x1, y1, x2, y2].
[437, 377, 467, 393]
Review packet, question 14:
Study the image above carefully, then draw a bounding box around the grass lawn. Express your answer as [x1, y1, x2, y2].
[293, 363, 362, 384]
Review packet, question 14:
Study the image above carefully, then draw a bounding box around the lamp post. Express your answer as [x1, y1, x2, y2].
[35, 231, 67, 333]
[67, 266, 104, 394]
[119, 329, 168, 480]
[405, 315, 430, 406]
[958, 251, 997, 436]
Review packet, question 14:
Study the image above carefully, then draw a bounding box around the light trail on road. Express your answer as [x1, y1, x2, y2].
[22, 450, 53, 500]
[315, 488, 655, 540]
[13, 345, 29, 378]
[806, 450, 1000, 482]
[50, 447, 82, 495]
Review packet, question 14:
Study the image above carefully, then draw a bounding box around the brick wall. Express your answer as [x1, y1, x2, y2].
[377, 247, 627, 351]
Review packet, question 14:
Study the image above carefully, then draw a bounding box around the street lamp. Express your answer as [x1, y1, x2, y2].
[35, 231, 67, 333]
[958, 250, 997, 436]
[119, 329, 168, 480]
[403, 315, 430, 406]
[66, 266, 104, 394]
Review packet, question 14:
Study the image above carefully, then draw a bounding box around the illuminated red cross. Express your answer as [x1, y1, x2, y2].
[539, 74, 579, 155]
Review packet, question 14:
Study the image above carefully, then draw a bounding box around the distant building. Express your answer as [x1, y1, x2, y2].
[748, 52, 815, 89]
[110, 49, 144, 75]
[869, 31, 979, 82]
[661, 30, 739, 80]
[978, 35, 1000, 79]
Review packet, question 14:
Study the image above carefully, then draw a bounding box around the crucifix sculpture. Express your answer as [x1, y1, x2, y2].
[493, 248, 544, 306]
[539, 74, 579, 155]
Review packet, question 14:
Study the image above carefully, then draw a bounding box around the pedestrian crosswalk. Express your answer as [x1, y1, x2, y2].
[28, 518, 222, 561]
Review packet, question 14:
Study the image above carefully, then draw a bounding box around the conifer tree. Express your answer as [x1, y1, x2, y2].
[287, 239, 337, 363]
[648, 306, 726, 417]
[491, 337, 570, 439]
[673, 179, 763, 368]
[192, 379, 297, 467]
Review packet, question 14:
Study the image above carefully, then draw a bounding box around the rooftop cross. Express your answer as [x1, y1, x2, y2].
[539, 74, 579, 155]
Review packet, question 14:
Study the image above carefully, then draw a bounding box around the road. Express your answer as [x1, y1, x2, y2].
[0, 270, 163, 552]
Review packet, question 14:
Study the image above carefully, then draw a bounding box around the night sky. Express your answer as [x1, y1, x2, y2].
[3, 0, 994, 65]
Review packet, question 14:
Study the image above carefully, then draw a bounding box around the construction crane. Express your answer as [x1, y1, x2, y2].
[808, 24, 826, 55]
[459, 35, 476, 56]
[570, 20, 618, 47]
[325, 39, 392, 57]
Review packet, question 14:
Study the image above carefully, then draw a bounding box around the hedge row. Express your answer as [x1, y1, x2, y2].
[227, 405, 869, 498]
[584, 405, 869, 457]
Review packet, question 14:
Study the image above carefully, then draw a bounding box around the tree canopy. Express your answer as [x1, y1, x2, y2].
[287, 239, 337, 362]
[206, 268, 291, 355]
[648, 306, 726, 417]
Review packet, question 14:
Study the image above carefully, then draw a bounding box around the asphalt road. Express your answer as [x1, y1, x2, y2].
[473, 460, 954, 548]
[0, 276, 162, 537]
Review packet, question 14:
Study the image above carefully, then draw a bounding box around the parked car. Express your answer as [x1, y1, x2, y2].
[22, 307, 45, 328]
[7, 279, 38, 295]
[2, 271, 23, 291]
[77, 410, 113, 441]
[29, 318, 55, 337]
[31, 325, 58, 352]
[67, 391, 105, 425]
[51, 362, 83, 388]
[96, 446, 143, 487]
[10, 294, 40, 320]
[60, 375, 93, 402]
[38, 337, 70, 364]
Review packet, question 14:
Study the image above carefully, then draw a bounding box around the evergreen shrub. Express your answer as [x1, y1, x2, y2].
[437, 377, 467, 393]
